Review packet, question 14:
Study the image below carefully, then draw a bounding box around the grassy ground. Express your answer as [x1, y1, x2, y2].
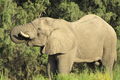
[0, 73, 9, 80]
[0, 66, 120, 80]
[32, 66, 120, 80]
[0, 65, 119, 80]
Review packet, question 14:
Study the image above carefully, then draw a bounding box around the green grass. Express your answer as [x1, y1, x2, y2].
[32, 72, 112, 80]
[113, 66, 120, 80]
[32, 66, 120, 80]
[1, 66, 120, 80]
[32, 75, 48, 80]
[0, 73, 9, 80]
[54, 72, 112, 80]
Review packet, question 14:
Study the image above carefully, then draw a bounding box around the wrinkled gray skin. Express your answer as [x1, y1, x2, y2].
[10, 14, 117, 79]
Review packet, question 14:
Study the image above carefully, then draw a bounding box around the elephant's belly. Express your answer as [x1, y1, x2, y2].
[74, 49, 103, 63]
[74, 44, 103, 63]
[74, 56, 101, 63]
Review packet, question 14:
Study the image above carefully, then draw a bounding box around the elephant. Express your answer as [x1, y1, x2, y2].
[10, 14, 117, 79]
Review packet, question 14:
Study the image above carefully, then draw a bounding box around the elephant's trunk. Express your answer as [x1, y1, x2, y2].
[10, 26, 26, 43]
[10, 23, 37, 44]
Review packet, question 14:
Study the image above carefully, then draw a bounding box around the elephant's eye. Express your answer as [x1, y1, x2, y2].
[38, 28, 41, 31]
[37, 33, 40, 36]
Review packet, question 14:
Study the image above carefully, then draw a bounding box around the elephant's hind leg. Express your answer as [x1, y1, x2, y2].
[102, 37, 117, 75]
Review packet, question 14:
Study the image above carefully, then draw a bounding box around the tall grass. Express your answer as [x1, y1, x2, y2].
[32, 65, 120, 80]
[0, 65, 120, 80]
[54, 72, 112, 80]
[32, 72, 112, 80]
[32, 75, 47, 80]
[0, 63, 119, 80]
[0, 73, 9, 80]
[113, 65, 120, 80]
[0, 66, 118, 80]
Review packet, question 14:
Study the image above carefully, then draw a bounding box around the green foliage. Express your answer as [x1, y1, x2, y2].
[0, 0, 120, 80]
[45, 0, 84, 21]
[32, 75, 47, 80]
[57, 1, 84, 21]
[0, 0, 49, 80]
[0, 73, 9, 80]
[116, 26, 120, 39]
[113, 66, 120, 80]
[116, 40, 120, 64]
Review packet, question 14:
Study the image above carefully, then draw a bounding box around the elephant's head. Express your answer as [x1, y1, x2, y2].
[10, 17, 75, 55]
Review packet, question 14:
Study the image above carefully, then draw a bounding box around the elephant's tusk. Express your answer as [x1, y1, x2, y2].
[20, 31, 30, 38]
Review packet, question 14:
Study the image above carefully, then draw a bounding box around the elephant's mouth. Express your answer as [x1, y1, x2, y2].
[40, 46, 44, 54]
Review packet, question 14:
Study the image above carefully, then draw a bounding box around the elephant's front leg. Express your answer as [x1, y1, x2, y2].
[57, 53, 74, 74]
[47, 55, 57, 80]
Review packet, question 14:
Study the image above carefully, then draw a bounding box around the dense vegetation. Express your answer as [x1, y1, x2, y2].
[0, 0, 120, 80]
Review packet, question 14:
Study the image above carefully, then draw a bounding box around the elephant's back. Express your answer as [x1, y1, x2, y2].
[72, 14, 116, 62]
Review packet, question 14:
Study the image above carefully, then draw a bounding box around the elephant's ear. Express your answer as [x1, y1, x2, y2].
[42, 30, 75, 55]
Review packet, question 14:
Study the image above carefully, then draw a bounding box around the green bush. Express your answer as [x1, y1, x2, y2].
[0, 0, 120, 80]
[57, 1, 84, 21]
[0, 0, 49, 80]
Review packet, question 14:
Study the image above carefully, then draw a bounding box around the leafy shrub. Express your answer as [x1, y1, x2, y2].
[0, 0, 120, 80]
[0, 0, 49, 80]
